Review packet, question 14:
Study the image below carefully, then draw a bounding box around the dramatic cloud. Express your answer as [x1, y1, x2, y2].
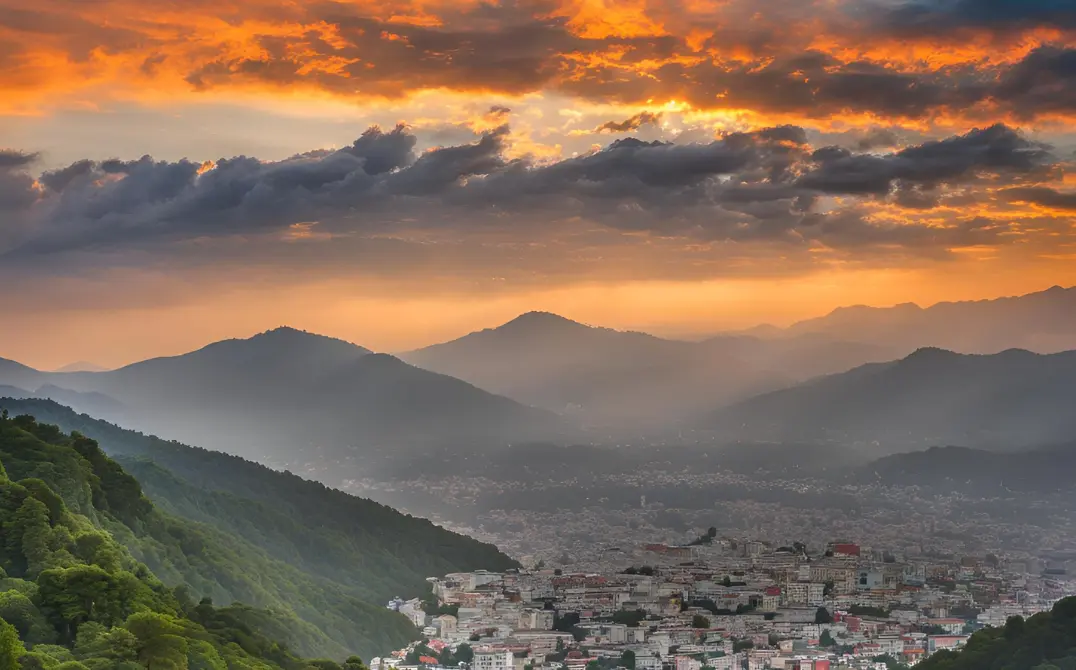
[880, 0, 1076, 35]
[596, 111, 663, 133]
[3, 0, 1076, 124]
[0, 151, 38, 169]
[3, 123, 1070, 268]
[798, 124, 1051, 196]
[1001, 186, 1076, 210]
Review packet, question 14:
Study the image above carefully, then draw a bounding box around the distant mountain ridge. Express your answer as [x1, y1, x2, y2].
[52, 360, 109, 372]
[708, 346, 1076, 450]
[402, 312, 785, 427]
[851, 442, 1076, 495]
[3, 284, 1075, 455]
[772, 285, 1076, 353]
[0, 327, 566, 464]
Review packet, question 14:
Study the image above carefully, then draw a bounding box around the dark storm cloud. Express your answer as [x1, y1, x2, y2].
[880, 0, 1076, 34]
[596, 111, 663, 133]
[994, 47, 1076, 120]
[184, 11, 578, 97]
[0, 150, 38, 169]
[798, 124, 1051, 195]
[338, 125, 418, 175]
[155, 0, 1064, 121]
[6, 0, 1076, 123]
[0, 151, 39, 211]
[855, 129, 900, 151]
[40, 160, 96, 191]
[1000, 186, 1076, 210]
[1, 123, 1059, 258]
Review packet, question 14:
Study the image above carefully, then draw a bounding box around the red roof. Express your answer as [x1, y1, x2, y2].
[765, 587, 782, 596]
[419, 657, 439, 665]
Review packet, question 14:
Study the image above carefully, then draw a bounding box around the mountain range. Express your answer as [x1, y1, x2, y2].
[847, 443, 1076, 495]
[401, 311, 898, 427]
[0, 327, 564, 463]
[1, 284, 1075, 465]
[708, 347, 1076, 450]
[748, 284, 1076, 353]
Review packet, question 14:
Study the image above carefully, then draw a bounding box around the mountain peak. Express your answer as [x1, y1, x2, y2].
[243, 326, 371, 352]
[501, 311, 585, 329]
[54, 360, 109, 373]
[255, 325, 313, 338]
[901, 346, 959, 362]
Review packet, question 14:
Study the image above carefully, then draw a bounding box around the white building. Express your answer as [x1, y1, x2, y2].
[473, 650, 514, 670]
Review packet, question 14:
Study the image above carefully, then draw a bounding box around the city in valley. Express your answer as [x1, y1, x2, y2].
[374, 538, 1061, 670]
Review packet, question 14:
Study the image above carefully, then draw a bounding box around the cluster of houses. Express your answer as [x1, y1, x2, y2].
[373, 539, 1066, 670]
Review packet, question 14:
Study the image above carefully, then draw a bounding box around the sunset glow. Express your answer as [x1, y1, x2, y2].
[2, 0, 1076, 366]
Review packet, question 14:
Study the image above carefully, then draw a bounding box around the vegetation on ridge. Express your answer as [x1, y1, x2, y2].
[0, 398, 518, 602]
[0, 410, 377, 669]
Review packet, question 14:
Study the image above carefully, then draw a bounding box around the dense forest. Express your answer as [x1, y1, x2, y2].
[0, 399, 518, 605]
[918, 597, 1076, 670]
[0, 410, 380, 669]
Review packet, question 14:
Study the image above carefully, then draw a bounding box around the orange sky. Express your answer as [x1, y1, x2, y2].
[1, 0, 1075, 368]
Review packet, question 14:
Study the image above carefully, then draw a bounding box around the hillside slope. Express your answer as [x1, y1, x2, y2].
[916, 596, 1076, 670]
[0, 411, 405, 666]
[0, 397, 519, 605]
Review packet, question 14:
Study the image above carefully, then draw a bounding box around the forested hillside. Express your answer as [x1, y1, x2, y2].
[0, 410, 383, 669]
[917, 597, 1076, 670]
[0, 398, 519, 605]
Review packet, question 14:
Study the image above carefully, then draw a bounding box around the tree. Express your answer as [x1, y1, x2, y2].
[0, 616, 26, 669]
[814, 607, 832, 624]
[692, 615, 710, 629]
[125, 612, 189, 670]
[707, 527, 717, 538]
[621, 650, 636, 670]
[455, 644, 473, 664]
[0, 590, 53, 645]
[37, 566, 140, 642]
[871, 654, 909, 670]
[612, 610, 646, 628]
[1004, 614, 1026, 640]
[819, 630, 835, 647]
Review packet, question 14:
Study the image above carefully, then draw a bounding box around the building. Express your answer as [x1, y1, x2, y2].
[784, 582, 825, 606]
[518, 609, 556, 630]
[674, 656, 702, 670]
[927, 636, 969, 653]
[434, 615, 458, 639]
[473, 650, 514, 670]
[927, 619, 966, 635]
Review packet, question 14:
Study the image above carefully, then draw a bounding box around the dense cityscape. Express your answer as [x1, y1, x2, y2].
[376, 539, 1064, 670]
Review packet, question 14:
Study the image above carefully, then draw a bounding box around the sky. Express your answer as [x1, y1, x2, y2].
[2, 0, 1076, 368]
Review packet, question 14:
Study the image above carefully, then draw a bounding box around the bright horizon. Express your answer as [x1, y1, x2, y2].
[5, 279, 1072, 371]
[4, 0, 1076, 371]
